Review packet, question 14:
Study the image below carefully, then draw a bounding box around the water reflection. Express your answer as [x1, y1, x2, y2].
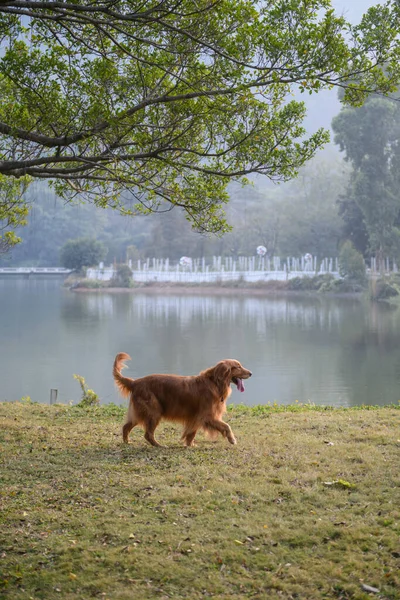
[70, 292, 349, 332]
[1, 279, 400, 407]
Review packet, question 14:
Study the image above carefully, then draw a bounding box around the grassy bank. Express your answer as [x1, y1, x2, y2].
[66, 273, 364, 296]
[1, 402, 399, 599]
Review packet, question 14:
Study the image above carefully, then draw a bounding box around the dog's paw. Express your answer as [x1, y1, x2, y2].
[228, 436, 237, 445]
[183, 439, 196, 447]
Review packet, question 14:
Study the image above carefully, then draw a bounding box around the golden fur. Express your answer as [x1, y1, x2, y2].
[113, 353, 252, 447]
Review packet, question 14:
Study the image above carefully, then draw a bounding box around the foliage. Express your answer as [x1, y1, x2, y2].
[1, 402, 399, 599]
[338, 241, 367, 284]
[0, 182, 108, 265]
[126, 244, 141, 263]
[369, 276, 400, 301]
[71, 279, 108, 290]
[2, 154, 348, 266]
[287, 274, 335, 292]
[287, 276, 318, 291]
[337, 193, 369, 255]
[19, 395, 32, 404]
[284, 273, 365, 294]
[73, 374, 100, 406]
[60, 237, 107, 271]
[333, 95, 400, 262]
[0, 182, 150, 266]
[320, 277, 365, 294]
[1, 2, 400, 236]
[144, 153, 348, 260]
[272, 155, 346, 257]
[110, 264, 133, 288]
[0, 175, 30, 254]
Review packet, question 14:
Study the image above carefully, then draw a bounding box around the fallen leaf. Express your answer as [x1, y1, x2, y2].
[361, 583, 380, 594]
[323, 479, 355, 489]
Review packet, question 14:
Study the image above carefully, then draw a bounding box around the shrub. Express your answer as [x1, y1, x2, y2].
[74, 374, 100, 406]
[287, 276, 313, 290]
[338, 241, 366, 285]
[60, 238, 107, 271]
[370, 278, 399, 301]
[287, 275, 333, 291]
[329, 279, 365, 293]
[73, 279, 106, 289]
[110, 264, 133, 287]
[317, 275, 338, 293]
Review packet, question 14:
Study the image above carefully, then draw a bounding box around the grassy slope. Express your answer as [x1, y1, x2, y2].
[0, 402, 399, 600]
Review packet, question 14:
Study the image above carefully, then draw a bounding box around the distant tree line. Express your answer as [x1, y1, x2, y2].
[0, 151, 349, 266]
[3, 90, 400, 267]
[333, 92, 400, 267]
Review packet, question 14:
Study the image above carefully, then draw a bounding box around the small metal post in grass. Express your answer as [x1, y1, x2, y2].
[50, 389, 58, 405]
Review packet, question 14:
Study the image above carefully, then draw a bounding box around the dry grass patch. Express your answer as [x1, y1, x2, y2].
[0, 402, 399, 599]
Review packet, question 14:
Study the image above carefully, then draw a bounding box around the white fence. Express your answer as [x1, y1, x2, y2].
[86, 267, 115, 281]
[129, 269, 326, 284]
[86, 256, 340, 283]
[2, 255, 397, 283]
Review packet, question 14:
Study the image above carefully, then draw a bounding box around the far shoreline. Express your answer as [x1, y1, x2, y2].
[70, 283, 364, 298]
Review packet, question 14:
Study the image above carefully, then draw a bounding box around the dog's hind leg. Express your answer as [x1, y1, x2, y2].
[204, 419, 237, 445]
[144, 418, 162, 447]
[122, 419, 138, 443]
[182, 429, 198, 447]
[122, 401, 138, 443]
[132, 392, 163, 447]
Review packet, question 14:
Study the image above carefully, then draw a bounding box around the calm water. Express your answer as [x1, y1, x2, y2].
[1, 278, 400, 408]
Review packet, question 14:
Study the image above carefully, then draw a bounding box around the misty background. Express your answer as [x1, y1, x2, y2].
[0, 0, 383, 268]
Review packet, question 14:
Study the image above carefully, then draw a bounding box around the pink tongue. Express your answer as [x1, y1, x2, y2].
[236, 379, 245, 393]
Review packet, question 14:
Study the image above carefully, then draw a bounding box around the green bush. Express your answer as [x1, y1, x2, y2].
[110, 264, 133, 287]
[73, 279, 106, 289]
[338, 241, 366, 285]
[287, 274, 334, 291]
[317, 276, 338, 293]
[60, 238, 107, 270]
[74, 374, 100, 406]
[287, 276, 314, 290]
[329, 279, 364, 293]
[370, 278, 399, 301]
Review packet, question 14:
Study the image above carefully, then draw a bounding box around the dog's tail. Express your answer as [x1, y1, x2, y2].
[113, 352, 134, 398]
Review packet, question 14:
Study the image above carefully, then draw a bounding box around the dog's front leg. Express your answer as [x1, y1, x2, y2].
[182, 429, 198, 447]
[205, 419, 237, 445]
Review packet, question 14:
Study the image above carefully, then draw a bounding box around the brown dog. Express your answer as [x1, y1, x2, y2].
[113, 353, 252, 447]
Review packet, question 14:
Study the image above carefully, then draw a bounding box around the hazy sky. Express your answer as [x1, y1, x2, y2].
[333, 0, 378, 21]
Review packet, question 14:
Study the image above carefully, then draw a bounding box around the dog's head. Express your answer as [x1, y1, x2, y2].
[213, 359, 252, 394]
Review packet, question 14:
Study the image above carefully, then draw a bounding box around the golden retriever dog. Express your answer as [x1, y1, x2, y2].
[113, 353, 252, 447]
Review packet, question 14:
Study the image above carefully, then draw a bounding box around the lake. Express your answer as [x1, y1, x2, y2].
[1, 278, 400, 408]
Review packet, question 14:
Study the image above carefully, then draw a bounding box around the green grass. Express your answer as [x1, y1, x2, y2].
[1, 402, 399, 599]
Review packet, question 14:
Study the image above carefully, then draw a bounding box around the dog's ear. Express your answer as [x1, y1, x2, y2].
[213, 361, 231, 392]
